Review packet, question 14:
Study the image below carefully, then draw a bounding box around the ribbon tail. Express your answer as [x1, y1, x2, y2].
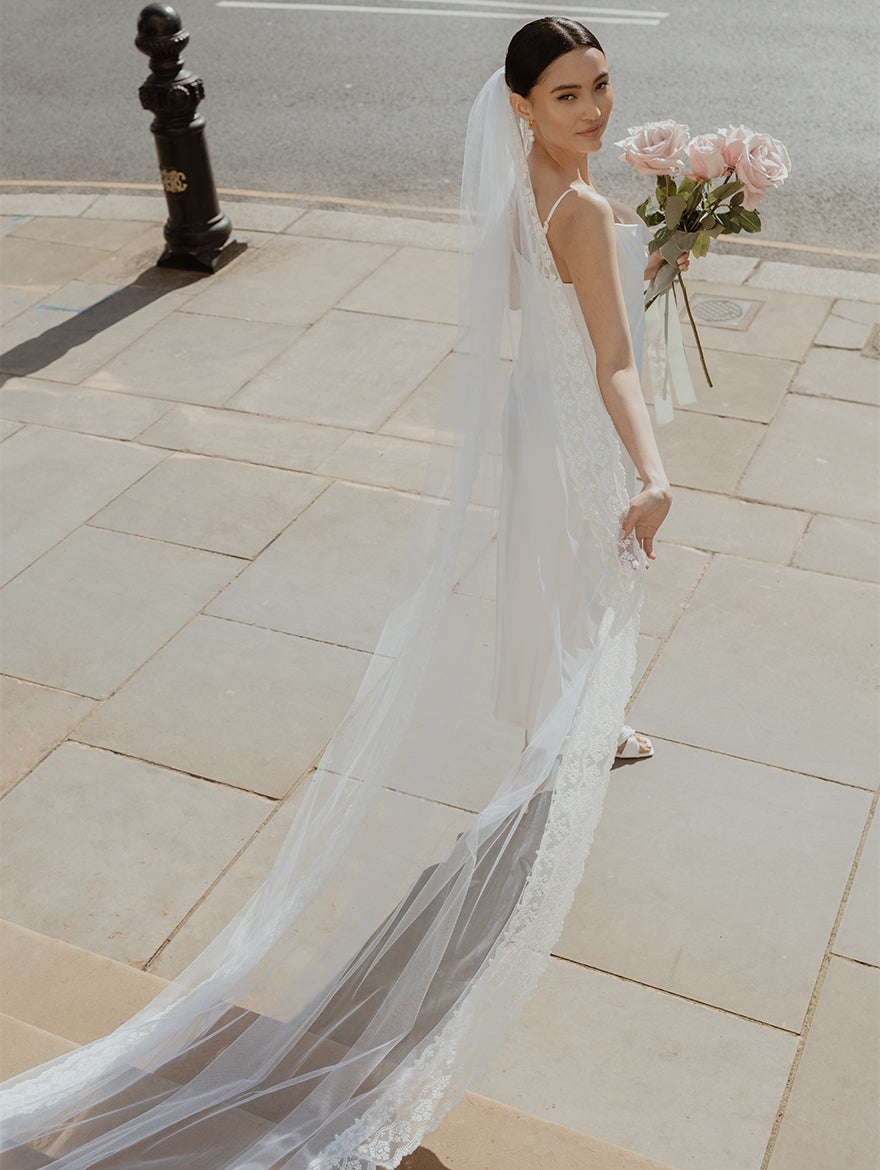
[643, 295, 674, 426]
[666, 284, 697, 406]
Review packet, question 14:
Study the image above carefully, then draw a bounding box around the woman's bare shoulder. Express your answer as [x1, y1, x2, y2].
[550, 184, 616, 240]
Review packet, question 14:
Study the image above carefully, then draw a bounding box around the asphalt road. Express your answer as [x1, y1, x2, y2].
[2, 0, 878, 267]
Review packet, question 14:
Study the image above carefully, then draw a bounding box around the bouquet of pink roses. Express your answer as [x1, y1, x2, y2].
[617, 120, 791, 307]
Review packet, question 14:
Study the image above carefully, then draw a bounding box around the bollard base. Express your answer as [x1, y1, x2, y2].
[157, 237, 248, 274]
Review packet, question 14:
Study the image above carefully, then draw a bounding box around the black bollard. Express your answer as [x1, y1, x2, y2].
[136, 3, 246, 273]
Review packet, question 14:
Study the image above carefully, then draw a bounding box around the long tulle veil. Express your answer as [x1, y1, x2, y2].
[0, 69, 645, 1169]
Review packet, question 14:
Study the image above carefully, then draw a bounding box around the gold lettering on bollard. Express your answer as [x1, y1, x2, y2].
[161, 168, 188, 193]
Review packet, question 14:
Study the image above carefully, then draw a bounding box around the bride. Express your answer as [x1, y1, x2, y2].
[1, 18, 684, 1169]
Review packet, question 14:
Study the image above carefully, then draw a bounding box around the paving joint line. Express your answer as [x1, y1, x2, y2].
[758, 786, 879, 1170]
[142, 754, 323, 974]
[627, 549, 714, 711]
[550, 952, 800, 1036]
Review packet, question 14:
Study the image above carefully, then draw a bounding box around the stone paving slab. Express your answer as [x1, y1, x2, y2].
[655, 410, 765, 494]
[0, 376, 174, 439]
[379, 353, 456, 443]
[181, 236, 393, 326]
[228, 309, 455, 430]
[657, 485, 809, 563]
[80, 193, 167, 221]
[0, 742, 271, 965]
[792, 513, 880, 583]
[738, 395, 880, 521]
[791, 343, 880, 406]
[0, 285, 47, 326]
[89, 452, 326, 558]
[629, 555, 879, 787]
[556, 738, 870, 1030]
[679, 346, 796, 423]
[0, 235, 109, 288]
[339, 246, 460, 325]
[746, 261, 880, 302]
[0, 193, 99, 217]
[5, 215, 153, 252]
[834, 812, 880, 968]
[286, 208, 460, 251]
[767, 958, 880, 1170]
[1, 525, 242, 699]
[136, 403, 352, 472]
[220, 201, 306, 234]
[0, 425, 167, 585]
[0, 677, 95, 796]
[638, 542, 710, 640]
[315, 430, 442, 496]
[84, 311, 297, 405]
[0, 921, 167, 1047]
[0, 1015, 77, 1082]
[75, 614, 368, 798]
[207, 481, 427, 652]
[475, 956, 797, 1170]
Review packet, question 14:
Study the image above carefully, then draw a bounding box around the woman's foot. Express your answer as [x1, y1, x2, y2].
[616, 725, 653, 759]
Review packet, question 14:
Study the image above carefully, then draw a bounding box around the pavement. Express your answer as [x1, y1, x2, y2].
[0, 189, 878, 1170]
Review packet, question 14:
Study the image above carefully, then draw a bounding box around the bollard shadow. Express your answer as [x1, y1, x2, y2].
[0, 267, 204, 385]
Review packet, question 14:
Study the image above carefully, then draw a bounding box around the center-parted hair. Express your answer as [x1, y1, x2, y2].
[504, 17, 605, 97]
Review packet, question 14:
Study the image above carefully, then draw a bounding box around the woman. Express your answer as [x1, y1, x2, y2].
[494, 18, 682, 760]
[0, 21, 683, 1169]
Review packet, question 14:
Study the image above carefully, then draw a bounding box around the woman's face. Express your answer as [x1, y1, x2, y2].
[513, 47, 613, 157]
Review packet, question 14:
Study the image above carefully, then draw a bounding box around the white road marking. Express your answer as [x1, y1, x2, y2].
[217, 0, 666, 23]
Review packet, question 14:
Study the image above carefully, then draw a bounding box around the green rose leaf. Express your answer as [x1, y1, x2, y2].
[636, 196, 651, 222]
[692, 231, 712, 259]
[664, 194, 686, 230]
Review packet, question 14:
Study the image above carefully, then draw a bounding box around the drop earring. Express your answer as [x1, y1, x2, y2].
[525, 117, 535, 146]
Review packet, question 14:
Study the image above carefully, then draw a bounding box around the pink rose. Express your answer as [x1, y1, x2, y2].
[733, 131, 791, 209]
[686, 133, 729, 180]
[717, 125, 755, 169]
[616, 120, 690, 176]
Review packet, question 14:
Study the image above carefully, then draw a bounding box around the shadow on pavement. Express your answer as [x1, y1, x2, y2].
[0, 269, 203, 385]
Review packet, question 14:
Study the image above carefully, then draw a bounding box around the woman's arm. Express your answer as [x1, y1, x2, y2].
[547, 191, 672, 559]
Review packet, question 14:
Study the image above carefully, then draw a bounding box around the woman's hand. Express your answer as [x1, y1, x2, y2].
[644, 250, 690, 282]
[621, 483, 673, 561]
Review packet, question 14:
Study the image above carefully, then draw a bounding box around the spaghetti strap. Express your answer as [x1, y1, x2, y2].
[542, 186, 577, 232]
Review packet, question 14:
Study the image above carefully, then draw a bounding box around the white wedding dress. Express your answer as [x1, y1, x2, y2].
[0, 71, 648, 1169]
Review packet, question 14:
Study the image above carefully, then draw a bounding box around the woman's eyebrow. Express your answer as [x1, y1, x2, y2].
[550, 72, 609, 93]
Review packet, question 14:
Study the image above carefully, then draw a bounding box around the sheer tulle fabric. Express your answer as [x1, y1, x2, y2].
[0, 70, 646, 1168]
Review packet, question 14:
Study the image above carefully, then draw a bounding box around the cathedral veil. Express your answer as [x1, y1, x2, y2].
[0, 69, 646, 1169]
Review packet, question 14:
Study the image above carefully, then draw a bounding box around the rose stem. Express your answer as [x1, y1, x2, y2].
[676, 272, 713, 387]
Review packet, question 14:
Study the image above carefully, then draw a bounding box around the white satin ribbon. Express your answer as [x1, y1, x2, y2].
[642, 287, 696, 425]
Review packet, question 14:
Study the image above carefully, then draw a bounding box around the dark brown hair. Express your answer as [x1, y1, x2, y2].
[504, 17, 604, 97]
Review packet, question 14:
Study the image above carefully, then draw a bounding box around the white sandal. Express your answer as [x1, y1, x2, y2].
[616, 725, 654, 760]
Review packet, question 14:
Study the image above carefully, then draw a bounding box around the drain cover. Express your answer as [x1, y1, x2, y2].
[684, 294, 761, 330]
[692, 297, 745, 322]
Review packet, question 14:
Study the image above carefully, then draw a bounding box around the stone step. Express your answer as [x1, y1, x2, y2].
[0, 922, 676, 1169]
